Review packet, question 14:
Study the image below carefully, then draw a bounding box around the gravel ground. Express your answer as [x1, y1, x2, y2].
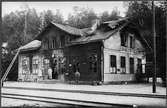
[2, 97, 72, 107]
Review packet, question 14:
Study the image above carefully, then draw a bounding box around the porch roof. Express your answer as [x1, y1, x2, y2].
[19, 40, 41, 52]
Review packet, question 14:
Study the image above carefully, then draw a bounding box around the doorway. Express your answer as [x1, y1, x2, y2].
[130, 57, 134, 74]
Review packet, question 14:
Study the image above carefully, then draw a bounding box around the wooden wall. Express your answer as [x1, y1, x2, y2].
[65, 42, 102, 82]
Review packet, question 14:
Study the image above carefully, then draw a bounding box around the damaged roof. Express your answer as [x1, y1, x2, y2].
[68, 20, 129, 46]
[51, 22, 88, 36]
[18, 17, 150, 51]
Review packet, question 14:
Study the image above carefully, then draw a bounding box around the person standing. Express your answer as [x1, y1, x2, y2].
[38, 69, 42, 80]
[48, 67, 52, 79]
[75, 70, 80, 84]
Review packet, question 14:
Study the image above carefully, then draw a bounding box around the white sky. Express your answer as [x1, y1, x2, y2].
[2, 1, 127, 20]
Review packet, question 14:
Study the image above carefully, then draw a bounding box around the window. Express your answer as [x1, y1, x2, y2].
[110, 55, 117, 73]
[60, 36, 65, 47]
[43, 39, 49, 49]
[120, 33, 127, 47]
[129, 34, 135, 48]
[44, 59, 50, 67]
[130, 36, 133, 48]
[22, 58, 28, 73]
[49, 38, 57, 49]
[32, 59, 39, 74]
[120, 56, 126, 73]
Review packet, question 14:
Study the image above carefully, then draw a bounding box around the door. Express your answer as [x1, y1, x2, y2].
[130, 57, 134, 74]
[53, 57, 59, 79]
[53, 56, 65, 80]
[43, 58, 50, 79]
[137, 58, 142, 73]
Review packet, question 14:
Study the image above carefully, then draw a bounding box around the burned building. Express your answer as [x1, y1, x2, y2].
[18, 19, 148, 83]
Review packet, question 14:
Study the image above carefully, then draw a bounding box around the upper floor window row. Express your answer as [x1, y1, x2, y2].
[42, 36, 67, 49]
[120, 32, 135, 48]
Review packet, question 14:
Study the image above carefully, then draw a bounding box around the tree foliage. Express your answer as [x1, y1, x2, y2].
[100, 8, 121, 22]
[125, 1, 166, 85]
[66, 6, 98, 28]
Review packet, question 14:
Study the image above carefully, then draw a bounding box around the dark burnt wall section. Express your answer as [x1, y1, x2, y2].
[65, 42, 103, 82]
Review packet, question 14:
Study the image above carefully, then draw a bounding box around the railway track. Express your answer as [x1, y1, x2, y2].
[3, 86, 166, 99]
[2, 93, 134, 108]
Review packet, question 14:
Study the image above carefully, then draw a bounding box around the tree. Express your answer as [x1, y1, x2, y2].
[40, 9, 64, 28]
[100, 8, 121, 22]
[1, 8, 41, 80]
[2, 8, 41, 50]
[125, 1, 166, 86]
[66, 6, 98, 28]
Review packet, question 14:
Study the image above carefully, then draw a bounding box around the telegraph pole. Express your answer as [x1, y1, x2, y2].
[152, 0, 156, 93]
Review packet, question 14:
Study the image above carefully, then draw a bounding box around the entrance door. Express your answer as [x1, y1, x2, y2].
[53, 56, 65, 80]
[53, 57, 59, 79]
[130, 57, 134, 74]
[137, 58, 142, 73]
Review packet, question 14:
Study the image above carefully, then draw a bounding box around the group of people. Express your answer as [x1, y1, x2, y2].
[44, 66, 80, 84]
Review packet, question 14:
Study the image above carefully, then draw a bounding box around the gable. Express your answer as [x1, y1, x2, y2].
[104, 27, 145, 52]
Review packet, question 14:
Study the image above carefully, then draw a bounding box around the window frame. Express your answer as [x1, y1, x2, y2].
[32, 58, 39, 74]
[120, 32, 128, 47]
[22, 57, 29, 73]
[110, 55, 117, 74]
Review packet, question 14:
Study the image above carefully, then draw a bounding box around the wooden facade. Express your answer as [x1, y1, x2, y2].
[18, 19, 147, 83]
